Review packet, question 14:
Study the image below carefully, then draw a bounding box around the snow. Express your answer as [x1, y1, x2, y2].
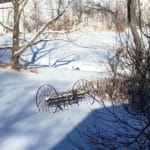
[0, 67, 104, 150]
[0, 31, 123, 150]
[0, 34, 12, 46]
[0, 0, 149, 148]
[0, 31, 119, 73]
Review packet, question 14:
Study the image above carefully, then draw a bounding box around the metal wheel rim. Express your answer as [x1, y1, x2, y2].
[36, 84, 58, 113]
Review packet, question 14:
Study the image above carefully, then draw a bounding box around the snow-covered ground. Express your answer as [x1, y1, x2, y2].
[0, 31, 122, 150]
[0, 67, 103, 150]
[0, 31, 119, 72]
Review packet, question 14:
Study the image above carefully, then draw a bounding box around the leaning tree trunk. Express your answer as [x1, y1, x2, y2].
[127, 0, 141, 49]
[12, 0, 21, 70]
[127, 0, 143, 76]
[127, 0, 149, 109]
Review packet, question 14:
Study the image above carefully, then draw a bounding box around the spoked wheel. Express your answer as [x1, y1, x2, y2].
[36, 85, 58, 114]
[72, 79, 95, 105]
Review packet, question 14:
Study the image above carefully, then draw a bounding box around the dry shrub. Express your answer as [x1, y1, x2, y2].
[114, 21, 126, 32]
[124, 75, 150, 115]
[91, 77, 128, 101]
[23, 15, 45, 33]
[48, 16, 77, 31]
[0, 63, 11, 68]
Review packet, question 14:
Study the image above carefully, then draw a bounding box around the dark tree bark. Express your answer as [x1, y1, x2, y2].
[11, 0, 21, 70]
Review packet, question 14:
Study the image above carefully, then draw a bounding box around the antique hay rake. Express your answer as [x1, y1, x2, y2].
[36, 79, 95, 114]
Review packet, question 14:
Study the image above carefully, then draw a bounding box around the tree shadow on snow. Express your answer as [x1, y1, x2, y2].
[20, 40, 79, 69]
[51, 102, 141, 150]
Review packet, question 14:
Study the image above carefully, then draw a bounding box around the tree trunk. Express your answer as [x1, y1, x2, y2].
[12, 0, 21, 70]
[127, 0, 141, 50]
[127, 0, 143, 76]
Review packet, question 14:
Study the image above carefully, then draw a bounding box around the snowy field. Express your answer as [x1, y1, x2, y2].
[0, 67, 103, 150]
[0, 31, 119, 72]
[0, 31, 123, 150]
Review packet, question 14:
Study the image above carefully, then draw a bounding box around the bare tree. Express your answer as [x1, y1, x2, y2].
[71, 0, 150, 149]
[11, 0, 27, 69]
[0, 0, 69, 70]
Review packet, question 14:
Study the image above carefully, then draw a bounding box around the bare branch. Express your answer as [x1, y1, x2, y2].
[85, 1, 116, 15]
[13, 1, 70, 57]
[14, 0, 28, 29]
[0, 21, 13, 31]
[0, 6, 13, 9]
